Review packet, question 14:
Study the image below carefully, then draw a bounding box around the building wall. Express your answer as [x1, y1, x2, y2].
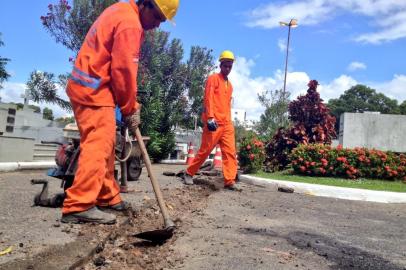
[0, 104, 17, 135]
[0, 103, 65, 142]
[0, 136, 35, 162]
[14, 108, 62, 128]
[0, 109, 7, 134]
[231, 109, 246, 123]
[339, 112, 406, 152]
[12, 126, 64, 143]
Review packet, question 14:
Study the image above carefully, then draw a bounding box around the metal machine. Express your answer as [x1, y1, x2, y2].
[32, 110, 148, 207]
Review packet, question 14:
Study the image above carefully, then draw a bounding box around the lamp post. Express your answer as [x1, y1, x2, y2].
[279, 19, 298, 95]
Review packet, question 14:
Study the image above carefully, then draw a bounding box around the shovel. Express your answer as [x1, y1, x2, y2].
[133, 127, 176, 243]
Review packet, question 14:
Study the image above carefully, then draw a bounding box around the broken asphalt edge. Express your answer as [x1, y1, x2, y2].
[239, 174, 406, 204]
[0, 161, 56, 172]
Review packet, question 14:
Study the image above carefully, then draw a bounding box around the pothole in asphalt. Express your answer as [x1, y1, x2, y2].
[79, 185, 213, 270]
[0, 184, 214, 270]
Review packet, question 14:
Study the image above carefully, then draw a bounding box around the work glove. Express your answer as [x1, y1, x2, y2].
[124, 109, 141, 135]
[207, 118, 218, 132]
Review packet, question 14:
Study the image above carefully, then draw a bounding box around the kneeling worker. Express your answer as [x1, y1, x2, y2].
[183, 50, 242, 191]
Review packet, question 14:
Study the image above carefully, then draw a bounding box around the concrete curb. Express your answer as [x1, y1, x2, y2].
[160, 159, 187, 165]
[0, 161, 56, 172]
[240, 175, 406, 204]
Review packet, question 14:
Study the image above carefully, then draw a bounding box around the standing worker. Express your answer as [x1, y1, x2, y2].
[183, 50, 242, 191]
[61, 0, 180, 224]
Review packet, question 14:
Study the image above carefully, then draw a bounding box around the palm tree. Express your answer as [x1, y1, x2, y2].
[26, 71, 72, 112]
[0, 32, 10, 90]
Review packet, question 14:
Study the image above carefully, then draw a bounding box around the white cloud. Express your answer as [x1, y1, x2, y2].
[277, 38, 286, 52]
[372, 74, 406, 101]
[228, 57, 277, 121]
[0, 82, 26, 102]
[229, 57, 311, 120]
[246, 0, 406, 44]
[355, 11, 406, 44]
[0, 81, 72, 118]
[3, 61, 405, 123]
[246, 0, 333, 29]
[229, 57, 405, 120]
[347, 61, 367, 72]
[317, 75, 358, 101]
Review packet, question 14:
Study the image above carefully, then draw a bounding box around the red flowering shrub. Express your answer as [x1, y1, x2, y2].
[265, 80, 336, 171]
[291, 144, 406, 181]
[238, 134, 265, 173]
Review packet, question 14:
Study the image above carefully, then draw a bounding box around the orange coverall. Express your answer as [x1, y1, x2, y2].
[63, 0, 143, 214]
[186, 73, 237, 186]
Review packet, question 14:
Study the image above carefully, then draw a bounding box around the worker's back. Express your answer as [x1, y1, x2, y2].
[67, 0, 143, 115]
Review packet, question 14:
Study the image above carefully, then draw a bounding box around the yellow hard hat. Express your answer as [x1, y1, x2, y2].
[153, 0, 179, 21]
[219, 50, 235, 62]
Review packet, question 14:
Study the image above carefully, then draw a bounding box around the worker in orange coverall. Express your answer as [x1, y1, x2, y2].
[183, 50, 242, 191]
[61, 0, 180, 224]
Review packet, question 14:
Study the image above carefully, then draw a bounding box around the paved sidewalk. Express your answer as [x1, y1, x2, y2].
[240, 175, 406, 204]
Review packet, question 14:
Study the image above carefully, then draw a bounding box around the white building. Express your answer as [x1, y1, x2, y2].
[231, 108, 246, 124]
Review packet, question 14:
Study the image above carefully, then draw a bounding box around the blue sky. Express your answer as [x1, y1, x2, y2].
[1, 0, 405, 120]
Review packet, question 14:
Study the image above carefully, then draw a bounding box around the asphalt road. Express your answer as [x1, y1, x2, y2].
[173, 180, 406, 270]
[0, 164, 184, 267]
[1, 165, 405, 270]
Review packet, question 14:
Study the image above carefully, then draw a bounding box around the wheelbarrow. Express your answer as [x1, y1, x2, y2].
[115, 124, 149, 192]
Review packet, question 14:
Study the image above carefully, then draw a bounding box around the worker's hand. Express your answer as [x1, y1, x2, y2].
[207, 118, 218, 132]
[124, 109, 141, 135]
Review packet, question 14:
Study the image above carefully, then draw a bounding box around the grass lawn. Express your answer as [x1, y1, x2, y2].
[254, 170, 406, 193]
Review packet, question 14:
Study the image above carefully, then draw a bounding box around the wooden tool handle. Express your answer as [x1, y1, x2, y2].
[134, 128, 175, 229]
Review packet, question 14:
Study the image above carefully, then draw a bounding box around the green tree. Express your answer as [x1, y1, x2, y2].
[254, 89, 290, 140]
[41, 0, 116, 54]
[55, 116, 75, 125]
[9, 102, 41, 112]
[39, 1, 213, 160]
[0, 33, 10, 89]
[10, 102, 24, 110]
[25, 0, 116, 114]
[327, 84, 400, 131]
[29, 105, 41, 113]
[182, 46, 215, 129]
[137, 31, 213, 160]
[234, 119, 249, 146]
[399, 100, 406, 115]
[26, 71, 72, 111]
[43, 107, 54, 120]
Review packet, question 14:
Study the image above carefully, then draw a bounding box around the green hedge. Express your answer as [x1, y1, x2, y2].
[291, 144, 406, 181]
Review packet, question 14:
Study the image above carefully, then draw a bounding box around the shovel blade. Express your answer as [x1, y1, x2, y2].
[133, 227, 174, 243]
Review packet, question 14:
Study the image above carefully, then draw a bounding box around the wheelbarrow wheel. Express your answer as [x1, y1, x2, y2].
[127, 157, 142, 181]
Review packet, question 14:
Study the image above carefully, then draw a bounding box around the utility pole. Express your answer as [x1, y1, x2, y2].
[279, 19, 298, 95]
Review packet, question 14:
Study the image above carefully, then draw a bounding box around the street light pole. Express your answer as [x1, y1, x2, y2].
[280, 19, 298, 95]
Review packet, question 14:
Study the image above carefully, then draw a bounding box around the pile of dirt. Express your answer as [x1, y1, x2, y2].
[78, 185, 213, 270]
